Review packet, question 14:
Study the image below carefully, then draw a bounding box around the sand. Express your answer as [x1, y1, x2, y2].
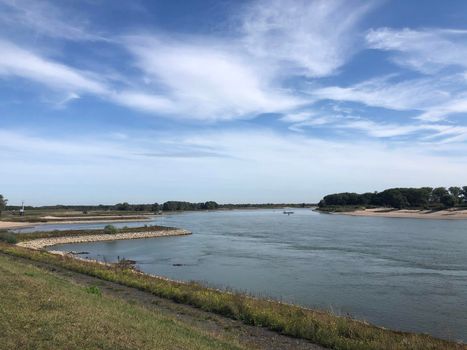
[338, 208, 467, 220]
[0, 221, 35, 229]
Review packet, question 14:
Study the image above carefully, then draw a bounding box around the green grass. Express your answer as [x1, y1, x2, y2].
[0, 254, 244, 350]
[315, 205, 365, 213]
[1, 243, 464, 350]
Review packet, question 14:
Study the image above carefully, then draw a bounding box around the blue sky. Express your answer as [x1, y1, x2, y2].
[1, 0, 467, 205]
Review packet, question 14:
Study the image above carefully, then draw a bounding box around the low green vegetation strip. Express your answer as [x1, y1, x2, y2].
[0, 243, 464, 350]
[0, 253, 243, 350]
[0, 225, 175, 244]
[314, 206, 365, 213]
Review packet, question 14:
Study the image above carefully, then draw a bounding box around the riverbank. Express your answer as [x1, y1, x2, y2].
[1, 241, 464, 350]
[335, 208, 467, 220]
[0, 221, 35, 229]
[0, 253, 257, 350]
[16, 229, 191, 250]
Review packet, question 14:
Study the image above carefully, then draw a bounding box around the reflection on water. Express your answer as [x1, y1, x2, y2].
[26, 209, 467, 341]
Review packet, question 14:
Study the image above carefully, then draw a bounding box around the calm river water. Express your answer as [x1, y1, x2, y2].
[20, 209, 467, 341]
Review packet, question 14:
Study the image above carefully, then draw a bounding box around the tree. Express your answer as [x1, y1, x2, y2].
[441, 194, 456, 208]
[103, 225, 118, 234]
[460, 186, 467, 204]
[203, 201, 219, 210]
[378, 189, 408, 209]
[115, 202, 130, 211]
[448, 187, 462, 206]
[431, 187, 449, 204]
[0, 194, 7, 217]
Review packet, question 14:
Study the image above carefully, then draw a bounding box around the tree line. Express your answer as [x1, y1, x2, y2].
[318, 186, 467, 209]
[1, 195, 314, 215]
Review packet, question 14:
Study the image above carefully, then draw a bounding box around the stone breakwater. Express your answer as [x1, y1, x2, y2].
[17, 229, 191, 250]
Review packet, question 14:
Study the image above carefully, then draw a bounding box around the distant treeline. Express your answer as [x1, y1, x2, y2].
[318, 186, 467, 209]
[6, 201, 314, 212]
[6, 203, 161, 212]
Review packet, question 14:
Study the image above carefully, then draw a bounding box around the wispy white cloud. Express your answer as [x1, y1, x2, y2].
[280, 112, 316, 123]
[339, 119, 467, 140]
[0, 39, 108, 95]
[0, 0, 107, 41]
[120, 35, 304, 120]
[366, 27, 467, 73]
[114, 0, 376, 120]
[0, 0, 381, 123]
[416, 95, 467, 122]
[310, 74, 467, 122]
[312, 75, 450, 111]
[1, 0, 467, 149]
[283, 109, 467, 142]
[110, 90, 176, 115]
[241, 0, 375, 77]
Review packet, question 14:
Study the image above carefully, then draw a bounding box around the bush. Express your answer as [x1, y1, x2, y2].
[0, 231, 17, 244]
[85, 285, 102, 296]
[103, 225, 118, 235]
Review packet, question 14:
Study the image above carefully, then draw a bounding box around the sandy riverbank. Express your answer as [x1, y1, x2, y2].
[0, 221, 35, 230]
[17, 229, 191, 250]
[338, 208, 467, 220]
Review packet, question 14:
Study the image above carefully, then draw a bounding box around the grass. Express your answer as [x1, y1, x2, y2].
[315, 206, 366, 213]
[0, 253, 244, 350]
[11, 225, 175, 242]
[0, 243, 464, 350]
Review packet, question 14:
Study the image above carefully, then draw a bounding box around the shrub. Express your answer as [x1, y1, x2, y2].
[0, 231, 17, 244]
[85, 285, 102, 296]
[103, 225, 118, 235]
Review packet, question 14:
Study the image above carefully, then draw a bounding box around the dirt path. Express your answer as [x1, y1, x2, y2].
[1, 252, 326, 350]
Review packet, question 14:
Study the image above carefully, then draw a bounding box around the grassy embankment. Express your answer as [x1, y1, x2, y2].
[0, 240, 464, 350]
[0, 253, 244, 350]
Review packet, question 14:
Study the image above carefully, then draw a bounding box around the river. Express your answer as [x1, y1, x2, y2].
[18, 209, 467, 341]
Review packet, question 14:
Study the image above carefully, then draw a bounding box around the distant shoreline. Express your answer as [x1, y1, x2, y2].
[332, 208, 467, 220]
[0, 215, 154, 230]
